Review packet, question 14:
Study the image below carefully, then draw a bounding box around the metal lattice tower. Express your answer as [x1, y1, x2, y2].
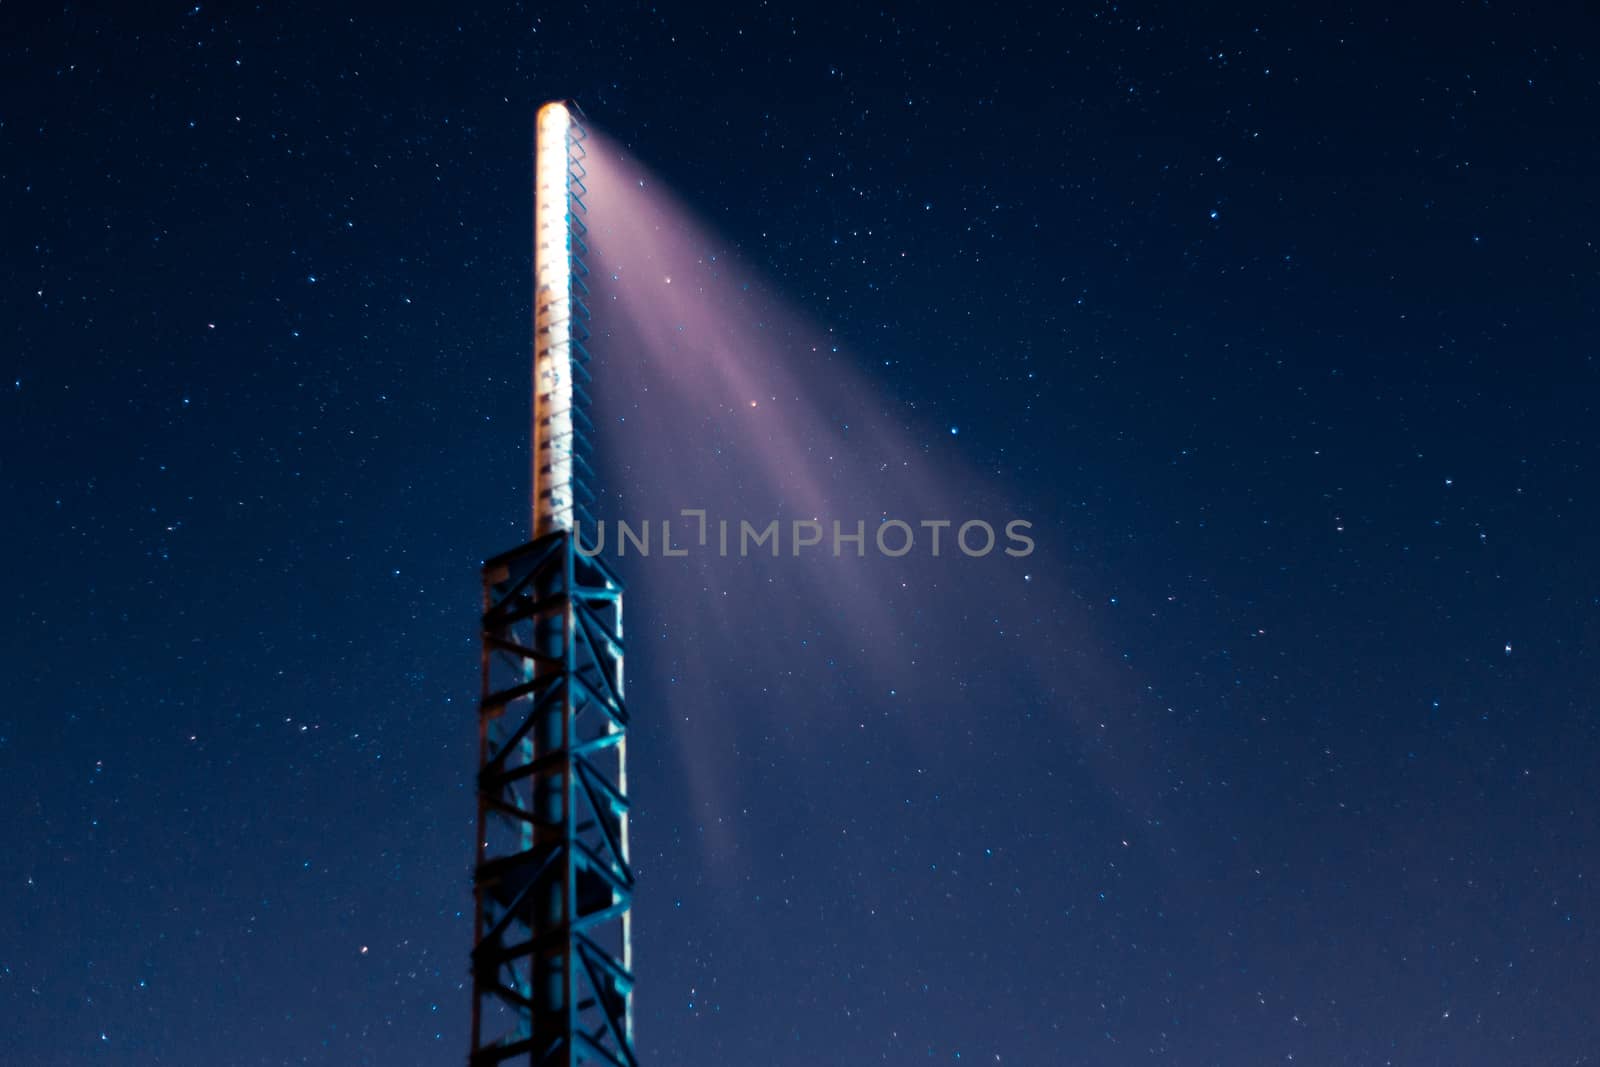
[471, 101, 635, 1067]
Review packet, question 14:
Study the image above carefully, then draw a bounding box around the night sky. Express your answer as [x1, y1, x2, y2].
[5, 4, 1600, 1065]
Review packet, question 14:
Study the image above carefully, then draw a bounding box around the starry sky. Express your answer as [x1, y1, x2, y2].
[5, 4, 1600, 1065]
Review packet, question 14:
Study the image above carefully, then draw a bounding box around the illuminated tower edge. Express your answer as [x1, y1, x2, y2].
[533, 101, 577, 538]
[471, 101, 635, 1067]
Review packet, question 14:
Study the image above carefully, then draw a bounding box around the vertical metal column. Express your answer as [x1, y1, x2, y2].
[470, 100, 633, 1067]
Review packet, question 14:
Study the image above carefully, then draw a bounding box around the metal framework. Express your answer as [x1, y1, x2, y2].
[472, 532, 632, 1065]
[471, 100, 634, 1066]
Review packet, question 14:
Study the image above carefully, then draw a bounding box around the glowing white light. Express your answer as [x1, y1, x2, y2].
[534, 101, 576, 535]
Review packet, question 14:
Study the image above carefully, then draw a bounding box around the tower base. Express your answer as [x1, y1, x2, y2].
[471, 529, 634, 1066]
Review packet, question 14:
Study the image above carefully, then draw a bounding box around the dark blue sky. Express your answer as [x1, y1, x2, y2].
[4, 4, 1599, 1064]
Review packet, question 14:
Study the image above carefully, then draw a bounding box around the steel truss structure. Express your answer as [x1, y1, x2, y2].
[472, 530, 633, 1065]
[470, 99, 633, 1067]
